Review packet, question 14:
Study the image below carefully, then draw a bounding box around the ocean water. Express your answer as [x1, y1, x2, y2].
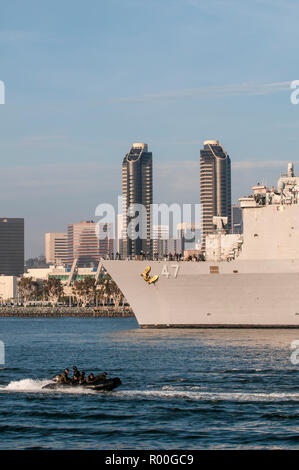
[0, 317, 298, 450]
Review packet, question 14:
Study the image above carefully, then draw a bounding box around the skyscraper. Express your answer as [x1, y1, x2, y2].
[200, 140, 231, 250]
[45, 232, 68, 265]
[122, 143, 153, 258]
[0, 218, 24, 275]
[153, 225, 169, 258]
[67, 221, 113, 267]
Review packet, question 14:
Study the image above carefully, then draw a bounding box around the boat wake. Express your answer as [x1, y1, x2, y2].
[117, 388, 299, 403]
[0, 378, 98, 394]
[1, 379, 298, 402]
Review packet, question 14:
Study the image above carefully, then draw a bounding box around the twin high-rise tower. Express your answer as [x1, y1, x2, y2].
[121, 139, 231, 257]
[122, 143, 153, 258]
[200, 140, 231, 247]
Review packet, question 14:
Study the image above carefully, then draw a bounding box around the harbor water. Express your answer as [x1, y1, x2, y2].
[0, 317, 298, 450]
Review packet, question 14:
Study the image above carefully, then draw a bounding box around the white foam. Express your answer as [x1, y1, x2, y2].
[0, 378, 96, 394]
[117, 389, 299, 402]
[1, 378, 50, 392]
[1, 380, 298, 402]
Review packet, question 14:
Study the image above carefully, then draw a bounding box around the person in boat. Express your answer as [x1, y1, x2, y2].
[78, 371, 86, 384]
[86, 373, 95, 383]
[58, 368, 70, 384]
[95, 372, 108, 381]
[72, 366, 80, 380]
[72, 375, 80, 385]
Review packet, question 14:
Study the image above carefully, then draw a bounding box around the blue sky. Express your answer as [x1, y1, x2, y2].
[0, 0, 299, 256]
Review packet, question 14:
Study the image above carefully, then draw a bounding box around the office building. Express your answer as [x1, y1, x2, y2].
[122, 143, 153, 257]
[67, 221, 113, 267]
[45, 232, 68, 265]
[0, 276, 18, 302]
[200, 140, 231, 250]
[0, 218, 24, 276]
[97, 222, 114, 258]
[153, 225, 169, 258]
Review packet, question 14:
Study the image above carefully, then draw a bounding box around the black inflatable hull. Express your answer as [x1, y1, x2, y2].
[42, 377, 122, 392]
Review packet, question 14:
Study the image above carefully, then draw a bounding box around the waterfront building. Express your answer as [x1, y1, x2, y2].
[67, 221, 113, 267]
[45, 232, 68, 265]
[200, 140, 231, 250]
[0, 218, 24, 276]
[0, 275, 18, 302]
[122, 143, 153, 258]
[24, 265, 99, 283]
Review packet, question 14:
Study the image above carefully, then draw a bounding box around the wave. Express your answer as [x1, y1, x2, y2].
[0, 378, 97, 394]
[117, 389, 299, 403]
[1, 379, 299, 402]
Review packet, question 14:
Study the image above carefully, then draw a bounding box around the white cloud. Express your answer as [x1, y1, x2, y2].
[232, 160, 297, 170]
[111, 81, 292, 104]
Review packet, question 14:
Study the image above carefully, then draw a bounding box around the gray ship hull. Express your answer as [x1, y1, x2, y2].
[103, 260, 299, 328]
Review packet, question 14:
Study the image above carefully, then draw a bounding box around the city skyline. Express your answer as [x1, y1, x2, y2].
[42, 139, 232, 263]
[5, 141, 299, 259]
[1, 0, 299, 257]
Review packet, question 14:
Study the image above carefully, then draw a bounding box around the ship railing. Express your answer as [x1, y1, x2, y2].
[108, 255, 206, 262]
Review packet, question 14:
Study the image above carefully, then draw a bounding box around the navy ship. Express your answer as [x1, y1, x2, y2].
[103, 163, 299, 328]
